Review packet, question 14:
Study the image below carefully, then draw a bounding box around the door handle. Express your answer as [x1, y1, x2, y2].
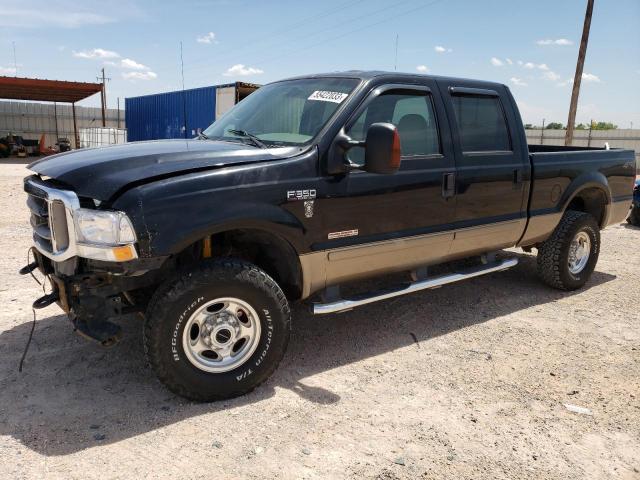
[513, 168, 523, 189]
[442, 172, 455, 199]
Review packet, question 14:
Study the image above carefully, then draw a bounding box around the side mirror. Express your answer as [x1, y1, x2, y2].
[364, 122, 401, 174]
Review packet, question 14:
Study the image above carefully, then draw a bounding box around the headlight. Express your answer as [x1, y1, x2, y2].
[74, 209, 136, 246]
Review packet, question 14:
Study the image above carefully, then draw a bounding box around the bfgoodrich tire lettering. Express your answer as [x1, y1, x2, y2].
[144, 258, 290, 402]
[536, 210, 600, 290]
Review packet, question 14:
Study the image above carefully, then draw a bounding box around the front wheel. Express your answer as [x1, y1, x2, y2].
[144, 259, 291, 401]
[536, 210, 600, 290]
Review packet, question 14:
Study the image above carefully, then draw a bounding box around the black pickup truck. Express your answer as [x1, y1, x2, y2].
[22, 71, 636, 401]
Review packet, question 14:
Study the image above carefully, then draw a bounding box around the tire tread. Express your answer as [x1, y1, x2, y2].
[143, 258, 290, 402]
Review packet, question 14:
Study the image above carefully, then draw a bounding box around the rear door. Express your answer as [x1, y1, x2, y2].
[438, 82, 529, 255]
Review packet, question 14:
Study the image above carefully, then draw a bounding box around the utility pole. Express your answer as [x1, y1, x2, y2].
[12, 41, 18, 77]
[97, 68, 111, 127]
[565, 0, 594, 146]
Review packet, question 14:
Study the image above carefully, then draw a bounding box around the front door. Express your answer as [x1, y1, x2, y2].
[320, 82, 457, 285]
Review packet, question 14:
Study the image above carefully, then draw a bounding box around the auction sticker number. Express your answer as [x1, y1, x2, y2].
[308, 90, 348, 103]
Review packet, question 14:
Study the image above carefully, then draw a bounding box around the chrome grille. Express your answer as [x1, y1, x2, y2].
[24, 175, 80, 261]
[27, 190, 54, 253]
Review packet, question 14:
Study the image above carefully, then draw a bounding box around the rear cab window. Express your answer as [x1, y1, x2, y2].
[450, 94, 511, 152]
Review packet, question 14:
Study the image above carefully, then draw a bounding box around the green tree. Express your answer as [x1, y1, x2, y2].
[575, 123, 587, 130]
[524, 123, 533, 129]
[591, 121, 618, 130]
[545, 122, 564, 130]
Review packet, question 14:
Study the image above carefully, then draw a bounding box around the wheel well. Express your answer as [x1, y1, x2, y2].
[176, 229, 303, 300]
[566, 187, 608, 227]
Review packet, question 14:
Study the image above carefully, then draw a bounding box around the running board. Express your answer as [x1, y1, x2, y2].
[312, 258, 518, 315]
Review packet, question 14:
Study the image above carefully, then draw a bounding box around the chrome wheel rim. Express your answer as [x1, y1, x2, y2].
[182, 297, 261, 373]
[568, 231, 591, 275]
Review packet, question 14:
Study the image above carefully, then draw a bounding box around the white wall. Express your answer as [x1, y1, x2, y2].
[526, 128, 640, 171]
[0, 100, 125, 149]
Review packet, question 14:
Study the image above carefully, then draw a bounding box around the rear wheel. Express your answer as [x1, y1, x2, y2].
[536, 210, 600, 290]
[627, 204, 640, 226]
[144, 258, 290, 401]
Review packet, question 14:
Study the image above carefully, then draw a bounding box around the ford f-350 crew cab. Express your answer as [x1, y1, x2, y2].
[21, 71, 636, 401]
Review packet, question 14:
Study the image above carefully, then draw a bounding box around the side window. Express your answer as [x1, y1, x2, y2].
[451, 95, 511, 152]
[347, 91, 440, 165]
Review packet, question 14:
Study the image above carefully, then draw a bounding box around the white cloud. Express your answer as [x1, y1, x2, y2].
[582, 72, 601, 83]
[73, 48, 120, 59]
[197, 32, 217, 44]
[517, 60, 523, 66]
[416, 65, 429, 73]
[0, 66, 17, 75]
[120, 58, 147, 70]
[537, 38, 573, 46]
[506, 58, 513, 65]
[122, 71, 157, 81]
[223, 64, 264, 76]
[510, 77, 528, 87]
[543, 71, 561, 81]
[522, 62, 549, 71]
[557, 72, 601, 87]
[0, 9, 113, 28]
[490, 57, 504, 67]
[434, 45, 452, 53]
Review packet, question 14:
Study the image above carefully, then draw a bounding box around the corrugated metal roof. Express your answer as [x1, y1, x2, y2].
[0, 76, 102, 103]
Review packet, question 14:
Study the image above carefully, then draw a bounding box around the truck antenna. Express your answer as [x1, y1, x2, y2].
[394, 34, 399, 71]
[180, 41, 188, 139]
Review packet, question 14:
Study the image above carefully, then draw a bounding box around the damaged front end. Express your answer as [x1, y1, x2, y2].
[20, 175, 164, 346]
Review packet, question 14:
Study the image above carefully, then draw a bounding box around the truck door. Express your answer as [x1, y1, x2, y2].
[320, 82, 457, 286]
[438, 82, 529, 256]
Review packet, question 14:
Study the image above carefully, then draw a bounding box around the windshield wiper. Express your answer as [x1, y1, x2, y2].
[227, 129, 267, 149]
[196, 132, 210, 140]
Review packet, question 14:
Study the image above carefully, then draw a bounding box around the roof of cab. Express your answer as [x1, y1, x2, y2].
[277, 70, 507, 90]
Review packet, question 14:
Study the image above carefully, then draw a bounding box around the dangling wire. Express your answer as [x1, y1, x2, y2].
[18, 309, 36, 373]
[19, 248, 53, 372]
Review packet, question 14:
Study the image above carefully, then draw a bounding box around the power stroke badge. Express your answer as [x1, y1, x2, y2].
[287, 189, 316, 218]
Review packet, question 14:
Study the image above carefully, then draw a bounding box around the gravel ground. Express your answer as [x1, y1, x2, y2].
[0, 160, 638, 480]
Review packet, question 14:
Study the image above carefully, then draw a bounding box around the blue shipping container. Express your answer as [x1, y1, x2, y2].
[125, 85, 220, 142]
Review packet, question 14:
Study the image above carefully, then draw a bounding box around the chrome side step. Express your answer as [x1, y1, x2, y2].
[312, 258, 518, 315]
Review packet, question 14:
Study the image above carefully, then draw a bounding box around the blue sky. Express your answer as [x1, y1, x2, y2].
[1, 0, 638, 126]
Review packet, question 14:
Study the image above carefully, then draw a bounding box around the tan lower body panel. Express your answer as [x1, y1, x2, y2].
[517, 212, 563, 246]
[606, 200, 632, 226]
[299, 219, 526, 299]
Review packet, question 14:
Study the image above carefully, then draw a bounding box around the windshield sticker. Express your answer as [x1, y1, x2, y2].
[308, 90, 349, 103]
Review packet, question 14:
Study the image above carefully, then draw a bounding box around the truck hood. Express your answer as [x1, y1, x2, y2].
[28, 139, 298, 200]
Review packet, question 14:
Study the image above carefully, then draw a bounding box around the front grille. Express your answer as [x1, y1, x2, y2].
[24, 176, 77, 259]
[27, 191, 55, 253]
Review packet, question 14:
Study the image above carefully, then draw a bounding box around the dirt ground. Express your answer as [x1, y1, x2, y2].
[0, 160, 638, 480]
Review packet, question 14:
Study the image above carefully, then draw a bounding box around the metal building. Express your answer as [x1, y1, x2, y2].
[0, 101, 124, 149]
[125, 82, 259, 142]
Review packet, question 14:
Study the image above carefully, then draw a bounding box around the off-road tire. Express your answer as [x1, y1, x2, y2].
[627, 205, 640, 226]
[536, 210, 600, 290]
[144, 258, 291, 402]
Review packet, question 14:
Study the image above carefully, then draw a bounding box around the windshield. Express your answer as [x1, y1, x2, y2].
[202, 77, 360, 147]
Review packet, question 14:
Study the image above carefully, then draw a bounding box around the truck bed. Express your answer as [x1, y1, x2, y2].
[523, 144, 636, 246]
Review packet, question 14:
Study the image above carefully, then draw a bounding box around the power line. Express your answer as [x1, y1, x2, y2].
[158, 0, 416, 79]
[245, 0, 451, 73]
